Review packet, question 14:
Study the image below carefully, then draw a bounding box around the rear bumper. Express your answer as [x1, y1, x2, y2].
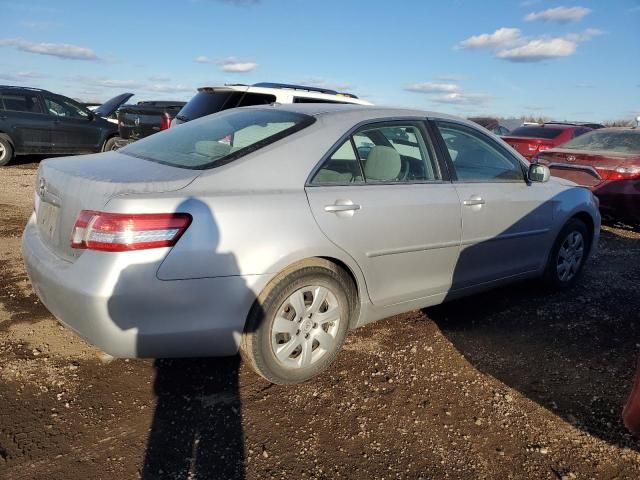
[22, 215, 265, 358]
[594, 180, 640, 223]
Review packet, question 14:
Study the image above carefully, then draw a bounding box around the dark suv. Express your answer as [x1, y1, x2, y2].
[0, 86, 119, 166]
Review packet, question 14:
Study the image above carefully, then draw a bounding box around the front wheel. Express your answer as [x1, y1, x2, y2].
[542, 218, 591, 290]
[241, 259, 354, 384]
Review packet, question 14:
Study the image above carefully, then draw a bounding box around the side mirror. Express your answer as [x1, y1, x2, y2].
[87, 111, 95, 121]
[528, 163, 550, 183]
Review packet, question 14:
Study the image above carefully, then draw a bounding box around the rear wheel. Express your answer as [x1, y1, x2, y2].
[0, 135, 14, 166]
[241, 259, 354, 384]
[542, 218, 591, 290]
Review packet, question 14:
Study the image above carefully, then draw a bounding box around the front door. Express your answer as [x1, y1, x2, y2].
[305, 121, 461, 306]
[44, 96, 101, 153]
[432, 120, 554, 290]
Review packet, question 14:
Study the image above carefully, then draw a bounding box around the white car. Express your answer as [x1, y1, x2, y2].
[171, 82, 371, 126]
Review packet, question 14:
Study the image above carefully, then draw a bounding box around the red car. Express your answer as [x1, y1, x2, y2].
[502, 123, 592, 160]
[534, 128, 640, 224]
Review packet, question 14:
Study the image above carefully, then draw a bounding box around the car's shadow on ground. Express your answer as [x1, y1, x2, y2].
[424, 252, 640, 451]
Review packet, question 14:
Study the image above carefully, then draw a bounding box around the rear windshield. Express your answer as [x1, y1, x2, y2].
[121, 108, 315, 169]
[560, 129, 640, 154]
[176, 91, 244, 121]
[508, 126, 564, 139]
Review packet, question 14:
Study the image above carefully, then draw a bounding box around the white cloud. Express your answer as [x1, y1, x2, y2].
[94, 79, 143, 88]
[0, 71, 44, 81]
[297, 78, 353, 91]
[524, 6, 591, 23]
[497, 38, 576, 62]
[0, 38, 98, 60]
[405, 82, 461, 93]
[431, 92, 492, 106]
[146, 84, 194, 93]
[148, 75, 171, 82]
[457, 28, 521, 49]
[217, 57, 257, 73]
[435, 74, 467, 82]
[565, 28, 604, 42]
[195, 55, 212, 64]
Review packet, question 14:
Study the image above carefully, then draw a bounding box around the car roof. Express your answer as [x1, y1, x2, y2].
[246, 102, 466, 123]
[196, 84, 372, 105]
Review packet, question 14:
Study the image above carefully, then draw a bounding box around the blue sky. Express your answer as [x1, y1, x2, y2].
[1, 0, 639, 121]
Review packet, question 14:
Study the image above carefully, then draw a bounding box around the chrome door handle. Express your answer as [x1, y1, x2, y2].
[324, 204, 361, 213]
[463, 196, 485, 206]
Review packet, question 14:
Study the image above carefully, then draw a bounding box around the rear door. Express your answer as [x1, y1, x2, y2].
[0, 90, 51, 153]
[306, 120, 461, 306]
[44, 95, 101, 153]
[432, 120, 554, 289]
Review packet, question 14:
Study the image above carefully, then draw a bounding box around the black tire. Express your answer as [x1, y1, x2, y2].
[240, 258, 355, 384]
[103, 136, 120, 152]
[542, 218, 591, 290]
[0, 135, 14, 166]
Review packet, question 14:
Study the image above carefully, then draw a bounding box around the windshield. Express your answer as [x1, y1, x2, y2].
[121, 108, 315, 169]
[508, 126, 564, 139]
[560, 129, 640, 154]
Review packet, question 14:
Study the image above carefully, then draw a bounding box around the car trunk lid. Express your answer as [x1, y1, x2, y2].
[536, 148, 640, 188]
[34, 151, 200, 262]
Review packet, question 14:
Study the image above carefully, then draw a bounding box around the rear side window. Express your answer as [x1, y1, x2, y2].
[311, 122, 440, 185]
[177, 91, 244, 121]
[293, 97, 345, 104]
[237, 93, 276, 107]
[509, 126, 564, 139]
[122, 108, 315, 169]
[0, 93, 43, 113]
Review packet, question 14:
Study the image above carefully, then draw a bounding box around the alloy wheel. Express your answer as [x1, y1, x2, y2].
[556, 231, 585, 282]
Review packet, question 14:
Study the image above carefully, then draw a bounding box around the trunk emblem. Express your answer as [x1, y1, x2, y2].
[567, 155, 576, 162]
[134, 117, 141, 126]
[38, 178, 47, 198]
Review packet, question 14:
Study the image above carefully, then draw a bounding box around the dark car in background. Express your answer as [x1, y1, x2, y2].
[534, 127, 640, 224]
[0, 86, 119, 166]
[111, 100, 186, 150]
[468, 117, 510, 136]
[502, 123, 592, 161]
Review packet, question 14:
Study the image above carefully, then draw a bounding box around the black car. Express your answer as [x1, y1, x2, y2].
[0, 86, 119, 166]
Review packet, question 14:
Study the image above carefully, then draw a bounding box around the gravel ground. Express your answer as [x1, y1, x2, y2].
[1, 158, 639, 479]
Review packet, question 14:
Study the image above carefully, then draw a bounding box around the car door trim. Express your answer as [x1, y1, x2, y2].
[460, 227, 551, 246]
[366, 239, 461, 258]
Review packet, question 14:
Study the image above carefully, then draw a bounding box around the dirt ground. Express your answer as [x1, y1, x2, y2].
[1, 157, 639, 480]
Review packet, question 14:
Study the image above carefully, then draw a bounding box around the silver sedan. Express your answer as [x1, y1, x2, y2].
[22, 104, 600, 384]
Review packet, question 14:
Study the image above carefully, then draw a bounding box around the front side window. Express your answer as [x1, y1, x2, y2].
[312, 122, 440, 185]
[436, 122, 524, 182]
[0, 93, 43, 113]
[237, 93, 276, 107]
[45, 97, 89, 119]
[122, 108, 315, 169]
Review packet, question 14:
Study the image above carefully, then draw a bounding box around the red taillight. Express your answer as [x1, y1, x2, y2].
[71, 211, 192, 252]
[595, 166, 640, 181]
[160, 113, 172, 131]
